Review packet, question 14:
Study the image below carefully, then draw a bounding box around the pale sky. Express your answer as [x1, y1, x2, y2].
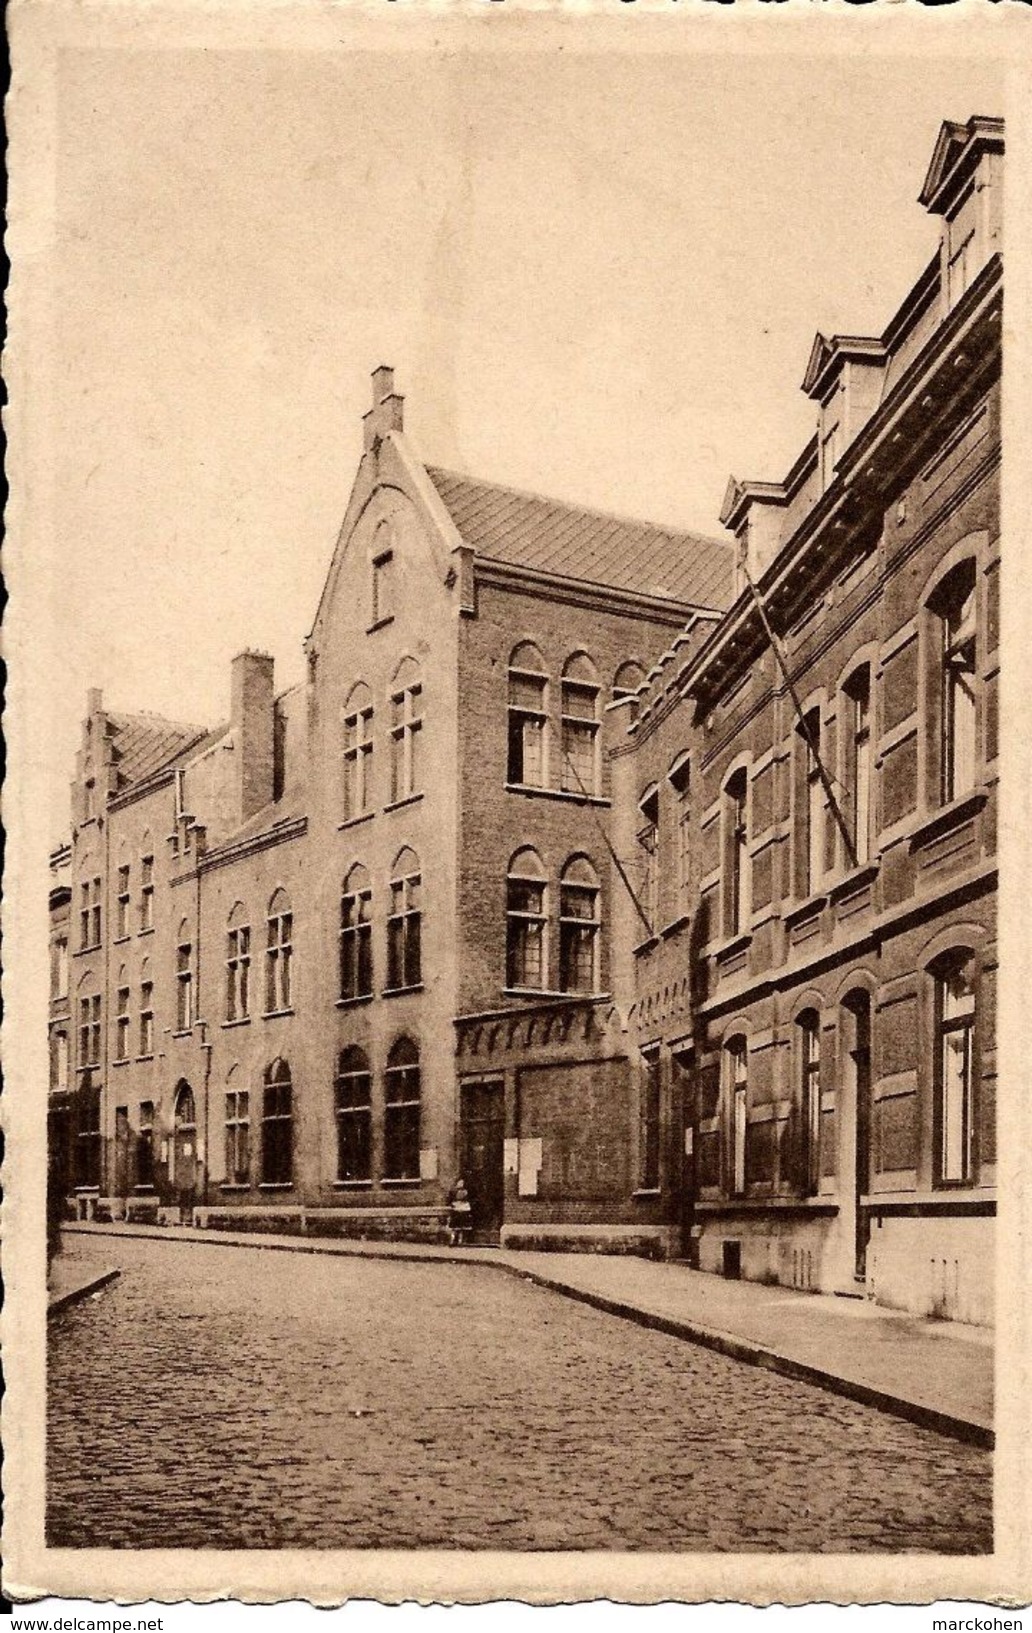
[46, 44, 1006, 843]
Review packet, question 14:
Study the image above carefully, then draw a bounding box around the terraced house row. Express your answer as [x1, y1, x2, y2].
[49, 114, 1002, 1325]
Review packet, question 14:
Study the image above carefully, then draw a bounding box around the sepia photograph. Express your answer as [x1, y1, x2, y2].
[5, 2, 1032, 1612]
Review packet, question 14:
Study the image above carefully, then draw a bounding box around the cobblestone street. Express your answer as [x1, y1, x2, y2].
[47, 1236, 992, 1552]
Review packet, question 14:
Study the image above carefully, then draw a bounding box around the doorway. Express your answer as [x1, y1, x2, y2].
[673, 1050, 697, 1263]
[843, 993, 872, 1284]
[173, 1081, 198, 1217]
[113, 1106, 131, 1199]
[459, 1078, 505, 1242]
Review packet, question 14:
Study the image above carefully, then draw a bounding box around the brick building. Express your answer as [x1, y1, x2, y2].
[51, 369, 731, 1247]
[616, 115, 1001, 1323]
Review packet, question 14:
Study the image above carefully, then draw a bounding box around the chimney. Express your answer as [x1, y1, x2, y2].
[363, 363, 405, 451]
[231, 651, 275, 823]
[87, 687, 104, 716]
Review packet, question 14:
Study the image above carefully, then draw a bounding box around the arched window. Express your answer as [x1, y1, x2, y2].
[115, 966, 130, 1061]
[931, 560, 977, 805]
[78, 861, 101, 951]
[139, 841, 155, 933]
[795, 709, 824, 898]
[389, 658, 423, 804]
[138, 958, 154, 1058]
[77, 977, 101, 1072]
[560, 653, 600, 796]
[175, 1081, 197, 1128]
[340, 864, 373, 1001]
[507, 643, 548, 789]
[725, 1036, 749, 1197]
[638, 784, 660, 935]
[265, 889, 293, 1013]
[932, 951, 976, 1186]
[175, 918, 194, 1031]
[136, 1100, 156, 1189]
[558, 856, 600, 994]
[668, 752, 692, 916]
[723, 768, 749, 937]
[261, 1058, 293, 1185]
[506, 848, 547, 991]
[387, 848, 421, 992]
[612, 660, 647, 706]
[74, 1075, 101, 1189]
[335, 1045, 372, 1183]
[384, 1037, 421, 1181]
[342, 681, 374, 822]
[842, 666, 872, 866]
[116, 851, 131, 940]
[842, 990, 873, 1281]
[226, 901, 251, 1022]
[797, 1010, 821, 1195]
[224, 1066, 250, 1186]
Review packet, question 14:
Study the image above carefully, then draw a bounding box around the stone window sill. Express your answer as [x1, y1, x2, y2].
[384, 793, 424, 815]
[262, 1008, 295, 1020]
[220, 1183, 251, 1192]
[712, 929, 753, 965]
[382, 984, 424, 999]
[632, 1187, 662, 1201]
[908, 789, 988, 853]
[633, 935, 660, 956]
[222, 1017, 252, 1030]
[661, 914, 691, 940]
[338, 811, 375, 832]
[113, 935, 131, 947]
[138, 927, 156, 938]
[827, 862, 879, 906]
[337, 994, 374, 1010]
[504, 783, 610, 808]
[112, 1057, 130, 1068]
[367, 615, 394, 634]
[136, 1054, 155, 1063]
[782, 894, 828, 932]
[381, 1177, 422, 1189]
[257, 1182, 294, 1192]
[333, 1179, 374, 1190]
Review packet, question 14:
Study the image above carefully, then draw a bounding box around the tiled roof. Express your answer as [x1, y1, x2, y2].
[107, 711, 211, 790]
[426, 467, 734, 611]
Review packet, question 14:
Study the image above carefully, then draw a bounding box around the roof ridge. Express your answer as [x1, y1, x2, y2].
[108, 707, 211, 736]
[426, 465, 729, 551]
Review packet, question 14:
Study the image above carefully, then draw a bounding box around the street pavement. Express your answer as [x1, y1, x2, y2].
[47, 1234, 992, 1553]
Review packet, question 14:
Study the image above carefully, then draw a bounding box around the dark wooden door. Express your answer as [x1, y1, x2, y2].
[173, 1083, 198, 1213]
[459, 1078, 505, 1241]
[114, 1106, 131, 1198]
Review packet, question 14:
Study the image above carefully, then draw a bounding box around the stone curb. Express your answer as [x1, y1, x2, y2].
[48, 1266, 121, 1319]
[63, 1225, 992, 1449]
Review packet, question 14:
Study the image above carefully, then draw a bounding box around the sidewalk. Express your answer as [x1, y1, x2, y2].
[48, 1250, 120, 1318]
[65, 1220, 993, 1446]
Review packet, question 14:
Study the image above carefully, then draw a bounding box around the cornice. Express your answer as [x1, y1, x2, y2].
[198, 815, 308, 876]
[473, 554, 712, 626]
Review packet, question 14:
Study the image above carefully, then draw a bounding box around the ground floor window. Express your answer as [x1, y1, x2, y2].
[75, 1081, 102, 1189]
[335, 1047, 373, 1182]
[137, 1100, 155, 1188]
[261, 1060, 293, 1185]
[934, 952, 976, 1185]
[384, 1037, 421, 1181]
[638, 1052, 661, 1190]
[225, 1089, 251, 1185]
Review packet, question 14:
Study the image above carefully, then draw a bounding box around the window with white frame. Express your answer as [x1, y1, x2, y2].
[668, 753, 692, 918]
[934, 952, 976, 1186]
[638, 785, 660, 937]
[261, 1059, 293, 1186]
[115, 979, 131, 1061]
[798, 710, 824, 897]
[506, 848, 548, 991]
[723, 768, 749, 937]
[843, 667, 872, 866]
[558, 856, 600, 994]
[342, 682, 374, 821]
[140, 854, 154, 931]
[935, 561, 978, 806]
[79, 875, 102, 950]
[507, 643, 548, 788]
[265, 890, 293, 1013]
[798, 1010, 821, 1195]
[78, 991, 102, 1070]
[224, 1082, 251, 1186]
[139, 974, 154, 1057]
[389, 660, 423, 804]
[176, 926, 194, 1031]
[386, 849, 421, 992]
[560, 653, 601, 796]
[116, 865, 131, 939]
[727, 1037, 748, 1197]
[371, 544, 396, 626]
[384, 1037, 421, 1181]
[335, 1046, 373, 1183]
[340, 863, 374, 1001]
[226, 905, 251, 1022]
[50, 935, 69, 1000]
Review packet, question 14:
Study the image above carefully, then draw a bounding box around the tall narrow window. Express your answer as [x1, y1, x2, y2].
[335, 1046, 373, 1183]
[226, 905, 251, 1022]
[844, 668, 872, 866]
[371, 545, 396, 626]
[50, 935, 69, 1000]
[340, 863, 373, 1001]
[639, 1051, 661, 1191]
[225, 1084, 251, 1185]
[386, 849, 421, 992]
[84, 778, 97, 821]
[79, 875, 102, 950]
[935, 954, 976, 1185]
[728, 1038, 748, 1197]
[506, 849, 547, 991]
[638, 785, 660, 936]
[342, 682, 374, 821]
[938, 562, 977, 805]
[560, 654, 601, 796]
[507, 643, 548, 788]
[140, 854, 154, 931]
[53, 1032, 69, 1092]
[176, 924, 194, 1031]
[384, 1037, 421, 1181]
[261, 1059, 293, 1186]
[798, 710, 824, 896]
[115, 980, 131, 1062]
[137, 1101, 155, 1188]
[116, 865, 131, 939]
[724, 769, 749, 936]
[559, 856, 600, 994]
[78, 992, 101, 1069]
[139, 976, 154, 1057]
[388, 659, 423, 805]
[75, 1082, 101, 1188]
[265, 890, 293, 1013]
[798, 1010, 821, 1195]
[668, 753, 692, 918]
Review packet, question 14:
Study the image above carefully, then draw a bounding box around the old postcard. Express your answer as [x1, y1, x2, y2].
[4, 0, 1032, 1609]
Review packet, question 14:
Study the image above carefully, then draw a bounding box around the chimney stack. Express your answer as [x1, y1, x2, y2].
[363, 363, 405, 451]
[231, 651, 275, 823]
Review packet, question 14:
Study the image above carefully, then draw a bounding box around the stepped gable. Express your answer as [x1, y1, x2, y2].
[426, 467, 734, 612]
